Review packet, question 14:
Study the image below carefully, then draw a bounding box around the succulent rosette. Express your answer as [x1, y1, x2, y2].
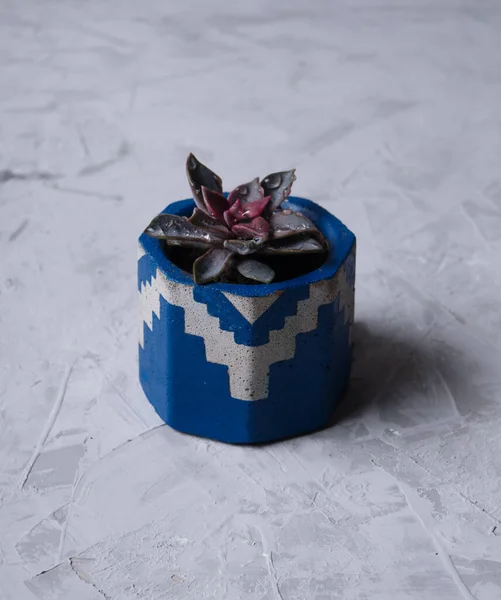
[145, 154, 328, 284]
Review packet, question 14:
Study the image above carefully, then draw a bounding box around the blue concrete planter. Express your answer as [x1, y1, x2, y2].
[138, 197, 356, 444]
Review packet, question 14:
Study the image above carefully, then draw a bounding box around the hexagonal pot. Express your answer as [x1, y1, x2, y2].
[138, 196, 356, 444]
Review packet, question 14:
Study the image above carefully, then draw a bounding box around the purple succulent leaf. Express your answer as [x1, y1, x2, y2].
[223, 199, 242, 229]
[145, 213, 226, 248]
[188, 207, 231, 237]
[241, 195, 271, 220]
[261, 169, 296, 211]
[269, 210, 324, 242]
[186, 153, 223, 211]
[237, 259, 275, 284]
[193, 248, 234, 284]
[231, 216, 269, 241]
[223, 237, 263, 255]
[201, 186, 230, 221]
[227, 177, 264, 206]
[224, 195, 271, 226]
[259, 235, 325, 254]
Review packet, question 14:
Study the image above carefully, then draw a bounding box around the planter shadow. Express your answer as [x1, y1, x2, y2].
[331, 321, 476, 434]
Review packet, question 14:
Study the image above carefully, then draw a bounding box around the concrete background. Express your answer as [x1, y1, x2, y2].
[1, 1, 501, 598]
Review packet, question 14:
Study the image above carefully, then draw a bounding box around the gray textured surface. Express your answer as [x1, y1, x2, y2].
[1, 1, 501, 598]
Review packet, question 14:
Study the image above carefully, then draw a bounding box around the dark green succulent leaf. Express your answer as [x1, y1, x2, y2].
[193, 248, 234, 284]
[189, 208, 230, 236]
[228, 177, 264, 206]
[260, 235, 325, 254]
[237, 259, 275, 284]
[269, 210, 323, 241]
[223, 237, 264, 255]
[261, 169, 296, 211]
[186, 153, 223, 211]
[145, 213, 226, 247]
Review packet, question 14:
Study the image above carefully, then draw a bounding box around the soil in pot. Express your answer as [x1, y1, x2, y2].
[163, 241, 328, 285]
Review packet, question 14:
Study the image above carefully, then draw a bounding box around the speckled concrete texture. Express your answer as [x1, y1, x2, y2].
[138, 255, 353, 402]
[2, 0, 501, 598]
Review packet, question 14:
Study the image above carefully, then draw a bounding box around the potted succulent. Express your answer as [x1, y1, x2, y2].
[138, 155, 356, 443]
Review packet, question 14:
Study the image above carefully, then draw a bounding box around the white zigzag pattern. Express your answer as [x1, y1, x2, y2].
[138, 254, 354, 401]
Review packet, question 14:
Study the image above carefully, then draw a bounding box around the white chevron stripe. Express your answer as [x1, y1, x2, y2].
[139, 256, 354, 401]
[222, 292, 281, 325]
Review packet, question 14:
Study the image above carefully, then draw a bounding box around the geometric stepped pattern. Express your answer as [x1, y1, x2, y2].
[138, 250, 354, 401]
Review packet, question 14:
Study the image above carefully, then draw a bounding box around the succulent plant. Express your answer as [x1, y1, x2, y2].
[145, 154, 328, 284]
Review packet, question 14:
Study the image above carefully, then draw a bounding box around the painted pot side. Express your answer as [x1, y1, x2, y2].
[138, 196, 356, 444]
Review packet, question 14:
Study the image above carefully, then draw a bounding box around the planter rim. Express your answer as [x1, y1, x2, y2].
[139, 196, 355, 297]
